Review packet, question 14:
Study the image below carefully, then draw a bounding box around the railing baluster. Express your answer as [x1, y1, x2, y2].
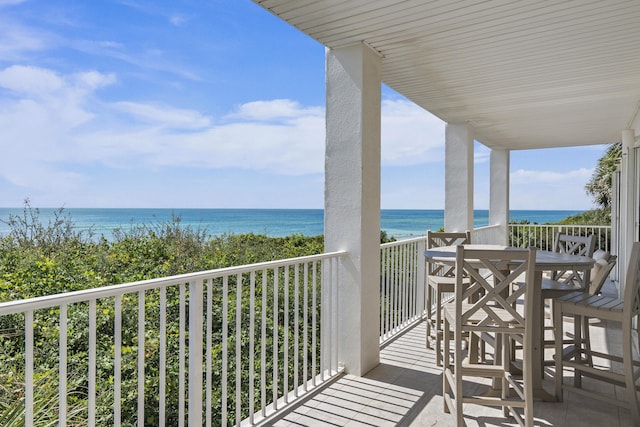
[222, 276, 228, 426]
[179, 284, 186, 427]
[25, 310, 34, 427]
[385, 245, 391, 337]
[59, 304, 67, 427]
[380, 245, 386, 338]
[302, 262, 309, 391]
[159, 288, 166, 427]
[311, 261, 317, 386]
[294, 263, 300, 398]
[260, 268, 267, 417]
[137, 291, 144, 427]
[89, 299, 97, 427]
[235, 273, 242, 426]
[332, 257, 339, 372]
[320, 259, 326, 380]
[272, 268, 279, 410]
[189, 280, 203, 427]
[205, 280, 212, 427]
[249, 271, 256, 424]
[114, 295, 122, 426]
[283, 265, 289, 404]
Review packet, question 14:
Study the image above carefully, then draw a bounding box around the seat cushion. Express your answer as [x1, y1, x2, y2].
[590, 249, 611, 280]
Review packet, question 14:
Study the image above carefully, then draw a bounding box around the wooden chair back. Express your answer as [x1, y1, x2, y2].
[551, 232, 596, 285]
[454, 246, 536, 337]
[622, 242, 640, 321]
[426, 230, 471, 277]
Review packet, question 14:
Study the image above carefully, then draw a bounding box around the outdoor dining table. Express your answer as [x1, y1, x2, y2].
[424, 244, 595, 401]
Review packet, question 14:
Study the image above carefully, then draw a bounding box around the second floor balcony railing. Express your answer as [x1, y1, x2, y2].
[380, 236, 427, 344]
[0, 251, 345, 427]
[508, 223, 612, 252]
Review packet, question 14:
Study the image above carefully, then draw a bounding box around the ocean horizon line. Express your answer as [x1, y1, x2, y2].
[0, 206, 589, 212]
[0, 207, 585, 241]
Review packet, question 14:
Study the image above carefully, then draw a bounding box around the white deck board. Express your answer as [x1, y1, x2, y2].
[261, 281, 634, 426]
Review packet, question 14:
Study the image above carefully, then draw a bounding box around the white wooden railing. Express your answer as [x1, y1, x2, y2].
[0, 251, 345, 427]
[508, 223, 612, 252]
[379, 236, 428, 344]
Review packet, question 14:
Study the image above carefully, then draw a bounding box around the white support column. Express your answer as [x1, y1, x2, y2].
[619, 129, 637, 293]
[325, 43, 381, 376]
[490, 148, 510, 245]
[445, 123, 474, 232]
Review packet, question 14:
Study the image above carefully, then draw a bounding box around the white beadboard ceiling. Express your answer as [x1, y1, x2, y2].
[253, 0, 640, 150]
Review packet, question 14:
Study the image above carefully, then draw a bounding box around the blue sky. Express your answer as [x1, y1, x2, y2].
[0, 0, 609, 210]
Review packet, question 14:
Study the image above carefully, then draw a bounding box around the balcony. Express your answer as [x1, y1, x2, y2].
[1, 225, 632, 426]
[266, 292, 633, 427]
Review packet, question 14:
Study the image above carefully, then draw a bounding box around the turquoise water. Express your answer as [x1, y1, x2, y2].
[0, 208, 582, 240]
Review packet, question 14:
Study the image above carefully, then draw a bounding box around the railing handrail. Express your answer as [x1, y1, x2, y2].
[380, 235, 428, 249]
[0, 250, 347, 315]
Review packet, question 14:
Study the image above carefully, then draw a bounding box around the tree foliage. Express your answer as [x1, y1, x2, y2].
[585, 142, 622, 209]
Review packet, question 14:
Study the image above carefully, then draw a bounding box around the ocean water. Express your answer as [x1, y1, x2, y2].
[0, 208, 582, 241]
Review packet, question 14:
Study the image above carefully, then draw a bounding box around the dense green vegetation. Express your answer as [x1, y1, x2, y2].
[0, 204, 325, 302]
[0, 204, 330, 426]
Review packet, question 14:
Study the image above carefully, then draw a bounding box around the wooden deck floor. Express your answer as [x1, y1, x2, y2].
[262, 282, 635, 426]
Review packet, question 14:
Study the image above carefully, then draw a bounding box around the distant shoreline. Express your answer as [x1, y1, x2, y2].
[0, 208, 583, 240]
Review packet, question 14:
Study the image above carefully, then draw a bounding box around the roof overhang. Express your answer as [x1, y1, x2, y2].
[253, 0, 640, 150]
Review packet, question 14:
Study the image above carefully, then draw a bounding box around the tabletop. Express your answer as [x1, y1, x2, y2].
[424, 244, 595, 270]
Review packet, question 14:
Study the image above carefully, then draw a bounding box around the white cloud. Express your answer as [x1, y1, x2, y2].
[510, 168, 594, 210]
[113, 102, 212, 129]
[0, 65, 64, 95]
[0, 65, 115, 98]
[169, 14, 188, 26]
[0, 0, 26, 7]
[0, 65, 448, 202]
[0, 15, 55, 62]
[230, 99, 322, 121]
[511, 168, 592, 184]
[0, 63, 598, 210]
[381, 99, 445, 165]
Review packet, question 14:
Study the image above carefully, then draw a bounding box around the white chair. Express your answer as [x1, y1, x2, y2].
[425, 230, 471, 366]
[539, 233, 595, 366]
[443, 246, 536, 426]
[554, 242, 640, 421]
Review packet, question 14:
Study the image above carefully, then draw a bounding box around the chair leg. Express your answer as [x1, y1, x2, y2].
[554, 304, 564, 402]
[435, 287, 443, 366]
[581, 315, 593, 367]
[443, 316, 451, 413]
[574, 314, 583, 388]
[501, 333, 509, 417]
[426, 285, 432, 348]
[455, 325, 464, 427]
[623, 320, 640, 422]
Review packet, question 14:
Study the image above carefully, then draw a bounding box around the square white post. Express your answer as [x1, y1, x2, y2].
[445, 123, 474, 232]
[325, 42, 381, 376]
[490, 148, 510, 245]
[619, 129, 636, 293]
